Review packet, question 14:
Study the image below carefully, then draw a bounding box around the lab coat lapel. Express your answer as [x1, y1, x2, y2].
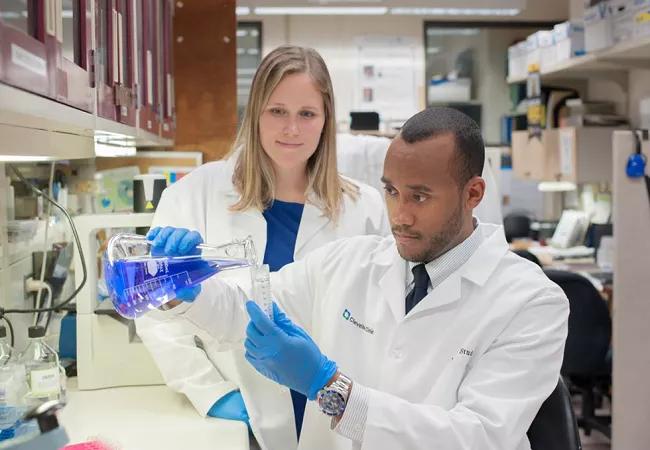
[407, 223, 509, 317]
[294, 200, 330, 256]
[375, 242, 408, 322]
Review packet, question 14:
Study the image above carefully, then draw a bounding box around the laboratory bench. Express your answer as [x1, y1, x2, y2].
[58, 378, 250, 450]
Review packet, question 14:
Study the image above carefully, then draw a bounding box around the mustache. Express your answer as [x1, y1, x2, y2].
[391, 227, 421, 238]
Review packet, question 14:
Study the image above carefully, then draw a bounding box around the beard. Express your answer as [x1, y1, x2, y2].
[396, 201, 464, 263]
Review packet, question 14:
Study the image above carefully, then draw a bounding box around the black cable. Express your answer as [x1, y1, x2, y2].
[3, 165, 87, 316]
[2, 316, 15, 348]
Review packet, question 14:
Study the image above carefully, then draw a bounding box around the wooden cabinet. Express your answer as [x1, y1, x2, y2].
[137, 0, 160, 136]
[58, 0, 93, 112]
[0, 1, 49, 97]
[159, 0, 175, 140]
[512, 127, 619, 183]
[1, 0, 175, 150]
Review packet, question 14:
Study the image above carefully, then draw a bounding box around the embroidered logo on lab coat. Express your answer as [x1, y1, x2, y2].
[342, 309, 374, 335]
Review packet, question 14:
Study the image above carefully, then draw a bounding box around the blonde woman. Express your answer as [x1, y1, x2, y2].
[135, 45, 388, 449]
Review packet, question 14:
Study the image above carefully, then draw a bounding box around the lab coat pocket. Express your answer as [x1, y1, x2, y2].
[425, 354, 473, 410]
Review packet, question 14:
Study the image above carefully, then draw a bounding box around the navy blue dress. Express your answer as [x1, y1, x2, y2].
[262, 199, 307, 439]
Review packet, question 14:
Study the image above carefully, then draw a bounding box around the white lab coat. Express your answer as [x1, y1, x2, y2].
[169, 222, 569, 450]
[135, 156, 390, 450]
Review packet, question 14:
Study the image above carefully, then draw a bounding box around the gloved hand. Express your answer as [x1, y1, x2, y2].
[146, 226, 203, 302]
[244, 301, 337, 400]
[207, 391, 250, 428]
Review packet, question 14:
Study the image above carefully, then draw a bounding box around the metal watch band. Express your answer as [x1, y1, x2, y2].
[317, 372, 353, 419]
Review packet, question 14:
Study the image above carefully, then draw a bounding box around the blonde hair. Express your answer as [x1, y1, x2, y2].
[229, 45, 358, 222]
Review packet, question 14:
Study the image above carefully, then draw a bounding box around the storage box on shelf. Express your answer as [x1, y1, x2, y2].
[584, 1, 615, 52]
[512, 127, 620, 183]
[553, 21, 585, 63]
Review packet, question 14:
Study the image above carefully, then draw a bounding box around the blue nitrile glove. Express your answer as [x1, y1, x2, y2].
[146, 226, 203, 302]
[207, 391, 250, 428]
[244, 301, 337, 400]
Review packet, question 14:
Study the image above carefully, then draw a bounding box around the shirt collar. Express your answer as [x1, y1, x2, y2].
[406, 217, 484, 291]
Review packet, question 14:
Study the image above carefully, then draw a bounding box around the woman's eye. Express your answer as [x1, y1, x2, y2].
[300, 110, 316, 118]
[270, 108, 285, 116]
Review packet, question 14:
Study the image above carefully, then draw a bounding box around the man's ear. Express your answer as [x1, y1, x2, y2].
[465, 176, 486, 210]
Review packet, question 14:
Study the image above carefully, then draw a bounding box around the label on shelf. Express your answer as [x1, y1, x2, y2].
[10, 44, 46, 77]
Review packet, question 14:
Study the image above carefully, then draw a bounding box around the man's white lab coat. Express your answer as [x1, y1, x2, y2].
[166, 222, 569, 450]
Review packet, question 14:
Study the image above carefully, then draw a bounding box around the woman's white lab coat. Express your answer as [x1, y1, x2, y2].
[166, 222, 569, 450]
[135, 156, 389, 450]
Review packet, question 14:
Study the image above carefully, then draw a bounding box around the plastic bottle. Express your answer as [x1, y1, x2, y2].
[0, 325, 28, 441]
[18, 326, 63, 408]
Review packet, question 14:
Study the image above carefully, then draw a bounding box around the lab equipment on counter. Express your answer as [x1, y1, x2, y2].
[0, 401, 68, 450]
[17, 327, 65, 408]
[0, 327, 12, 366]
[251, 264, 273, 319]
[0, 327, 29, 442]
[103, 233, 257, 319]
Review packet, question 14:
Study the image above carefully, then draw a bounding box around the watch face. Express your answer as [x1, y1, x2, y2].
[319, 390, 346, 416]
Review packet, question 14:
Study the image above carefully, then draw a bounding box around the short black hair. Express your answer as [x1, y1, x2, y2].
[399, 106, 485, 186]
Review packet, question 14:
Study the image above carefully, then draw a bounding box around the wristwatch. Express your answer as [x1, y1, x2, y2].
[317, 372, 353, 421]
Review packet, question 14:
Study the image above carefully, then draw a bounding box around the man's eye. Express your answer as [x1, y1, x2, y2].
[383, 186, 397, 196]
[414, 194, 428, 203]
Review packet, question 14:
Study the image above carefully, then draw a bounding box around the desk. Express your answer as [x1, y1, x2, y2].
[59, 378, 250, 450]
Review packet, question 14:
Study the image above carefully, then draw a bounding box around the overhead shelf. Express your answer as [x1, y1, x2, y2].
[0, 82, 173, 159]
[507, 35, 650, 84]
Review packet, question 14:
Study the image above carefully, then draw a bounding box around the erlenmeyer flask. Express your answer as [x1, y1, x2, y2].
[103, 233, 256, 319]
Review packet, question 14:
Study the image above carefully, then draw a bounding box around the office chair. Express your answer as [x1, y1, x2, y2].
[527, 377, 582, 450]
[512, 249, 543, 267]
[544, 269, 612, 439]
[503, 213, 532, 242]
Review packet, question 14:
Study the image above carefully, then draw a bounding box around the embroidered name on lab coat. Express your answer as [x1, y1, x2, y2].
[458, 348, 474, 357]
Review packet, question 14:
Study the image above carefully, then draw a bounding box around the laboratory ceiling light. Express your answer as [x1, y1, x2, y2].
[537, 181, 577, 192]
[253, 6, 389, 15]
[390, 8, 521, 16]
[236, 6, 251, 16]
[94, 141, 137, 158]
[0, 155, 54, 162]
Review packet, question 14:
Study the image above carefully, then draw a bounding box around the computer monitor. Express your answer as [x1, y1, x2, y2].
[350, 111, 380, 131]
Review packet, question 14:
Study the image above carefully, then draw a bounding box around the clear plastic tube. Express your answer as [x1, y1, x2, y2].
[251, 264, 273, 319]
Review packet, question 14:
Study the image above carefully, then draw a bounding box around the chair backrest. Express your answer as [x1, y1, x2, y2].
[544, 269, 611, 376]
[527, 377, 582, 450]
[512, 249, 542, 267]
[503, 213, 531, 242]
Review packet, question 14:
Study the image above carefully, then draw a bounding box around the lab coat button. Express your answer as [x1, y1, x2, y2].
[391, 349, 403, 359]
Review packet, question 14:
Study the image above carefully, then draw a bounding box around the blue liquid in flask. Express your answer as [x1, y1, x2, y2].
[104, 256, 249, 319]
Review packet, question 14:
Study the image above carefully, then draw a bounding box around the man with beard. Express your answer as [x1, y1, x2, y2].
[151, 107, 569, 450]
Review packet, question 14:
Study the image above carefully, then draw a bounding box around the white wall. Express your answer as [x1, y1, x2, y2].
[258, 16, 541, 142]
[260, 15, 426, 126]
